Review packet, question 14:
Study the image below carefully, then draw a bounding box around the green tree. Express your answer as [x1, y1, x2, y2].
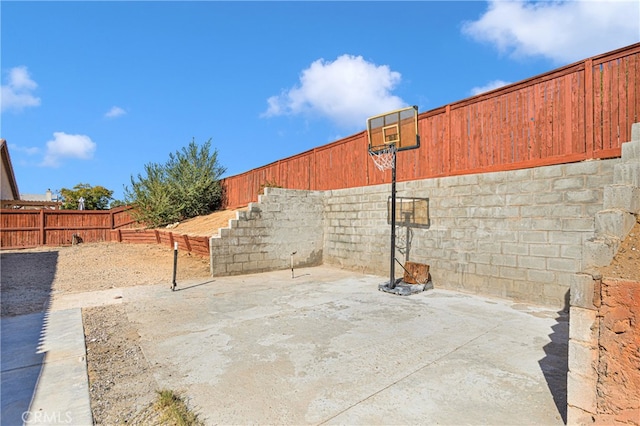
[125, 138, 226, 227]
[109, 199, 127, 209]
[60, 183, 114, 210]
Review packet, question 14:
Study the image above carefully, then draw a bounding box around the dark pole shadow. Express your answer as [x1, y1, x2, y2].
[1, 251, 58, 426]
[174, 279, 217, 291]
[292, 273, 312, 279]
[538, 290, 570, 424]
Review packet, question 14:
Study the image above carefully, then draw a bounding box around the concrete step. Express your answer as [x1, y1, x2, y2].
[583, 236, 621, 268]
[622, 139, 640, 161]
[613, 161, 640, 186]
[595, 209, 637, 239]
[631, 122, 640, 142]
[603, 184, 640, 214]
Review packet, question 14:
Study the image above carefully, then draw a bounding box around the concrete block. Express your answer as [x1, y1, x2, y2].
[560, 244, 582, 260]
[526, 269, 555, 283]
[585, 173, 614, 191]
[535, 192, 564, 204]
[517, 255, 546, 270]
[529, 244, 560, 258]
[567, 371, 597, 414]
[499, 266, 527, 280]
[490, 254, 517, 267]
[583, 237, 619, 268]
[566, 160, 602, 176]
[475, 263, 499, 276]
[542, 283, 570, 308]
[631, 122, 640, 142]
[505, 193, 534, 205]
[566, 405, 596, 425]
[233, 253, 249, 263]
[568, 340, 598, 377]
[621, 139, 640, 162]
[547, 257, 580, 273]
[502, 242, 529, 256]
[603, 184, 640, 214]
[569, 306, 599, 343]
[614, 162, 640, 186]
[520, 231, 548, 243]
[533, 165, 563, 179]
[562, 217, 595, 232]
[595, 209, 636, 239]
[549, 231, 583, 245]
[565, 189, 600, 204]
[553, 177, 586, 191]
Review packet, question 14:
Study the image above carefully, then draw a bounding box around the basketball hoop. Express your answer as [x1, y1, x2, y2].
[368, 144, 397, 171]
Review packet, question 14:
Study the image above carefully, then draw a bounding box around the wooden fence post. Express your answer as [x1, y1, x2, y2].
[585, 58, 594, 158]
[183, 234, 192, 252]
[39, 209, 45, 246]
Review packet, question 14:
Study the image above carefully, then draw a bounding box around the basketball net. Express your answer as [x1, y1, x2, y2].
[368, 144, 396, 171]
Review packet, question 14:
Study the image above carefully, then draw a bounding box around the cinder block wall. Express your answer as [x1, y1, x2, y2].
[209, 157, 620, 309]
[324, 159, 618, 308]
[209, 188, 324, 276]
[567, 124, 640, 424]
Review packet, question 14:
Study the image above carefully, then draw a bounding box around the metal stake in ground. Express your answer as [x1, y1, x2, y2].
[171, 242, 178, 291]
[291, 251, 297, 278]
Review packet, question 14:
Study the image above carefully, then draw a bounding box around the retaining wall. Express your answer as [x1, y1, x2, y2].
[324, 159, 617, 308]
[209, 189, 324, 276]
[210, 157, 618, 308]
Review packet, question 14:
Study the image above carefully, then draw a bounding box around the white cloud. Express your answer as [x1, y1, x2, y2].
[41, 132, 97, 167]
[8, 143, 40, 156]
[462, 0, 640, 64]
[262, 54, 406, 129]
[105, 106, 126, 118]
[1, 66, 41, 113]
[470, 80, 512, 96]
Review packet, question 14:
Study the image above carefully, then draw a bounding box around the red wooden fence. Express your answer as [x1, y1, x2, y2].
[222, 43, 640, 209]
[0, 206, 137, 249]
[0, 206, 210, 257]
[110, 228, 210, 258]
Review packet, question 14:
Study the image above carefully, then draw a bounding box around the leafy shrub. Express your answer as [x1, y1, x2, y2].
[125, 138, 226, 228]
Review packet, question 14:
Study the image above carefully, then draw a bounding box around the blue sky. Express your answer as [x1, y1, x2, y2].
[2, 1, 639, 203]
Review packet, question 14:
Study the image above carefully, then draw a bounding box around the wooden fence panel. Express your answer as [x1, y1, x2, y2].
[112, 207, 137, 228]
[279, 152, 312, 190]
[1, 206, 136, 249]
[593, 47, 640, 156]
[313, 133, 369, 190]
[219, 44, 639, 208]
[113, 228, 209, 258]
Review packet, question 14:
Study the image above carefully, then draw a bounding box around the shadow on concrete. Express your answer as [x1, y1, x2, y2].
[538, 291, 570, 424]
[175, 279, 216, 291]
[1, 251, 58, 426]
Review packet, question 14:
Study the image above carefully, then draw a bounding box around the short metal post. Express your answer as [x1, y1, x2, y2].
[291, 251, 297, 278]
[172, 242, 178, 291]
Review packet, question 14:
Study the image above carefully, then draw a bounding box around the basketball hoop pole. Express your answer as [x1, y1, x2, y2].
[366, 105, 420, 292]
[389, 147, 397, 289]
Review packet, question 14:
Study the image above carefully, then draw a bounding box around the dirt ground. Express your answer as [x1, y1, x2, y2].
[1, 209, 639, 424]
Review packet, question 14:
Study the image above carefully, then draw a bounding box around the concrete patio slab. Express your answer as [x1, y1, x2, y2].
[2, 266, 568, 425]
[123, 266, 568, 425]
